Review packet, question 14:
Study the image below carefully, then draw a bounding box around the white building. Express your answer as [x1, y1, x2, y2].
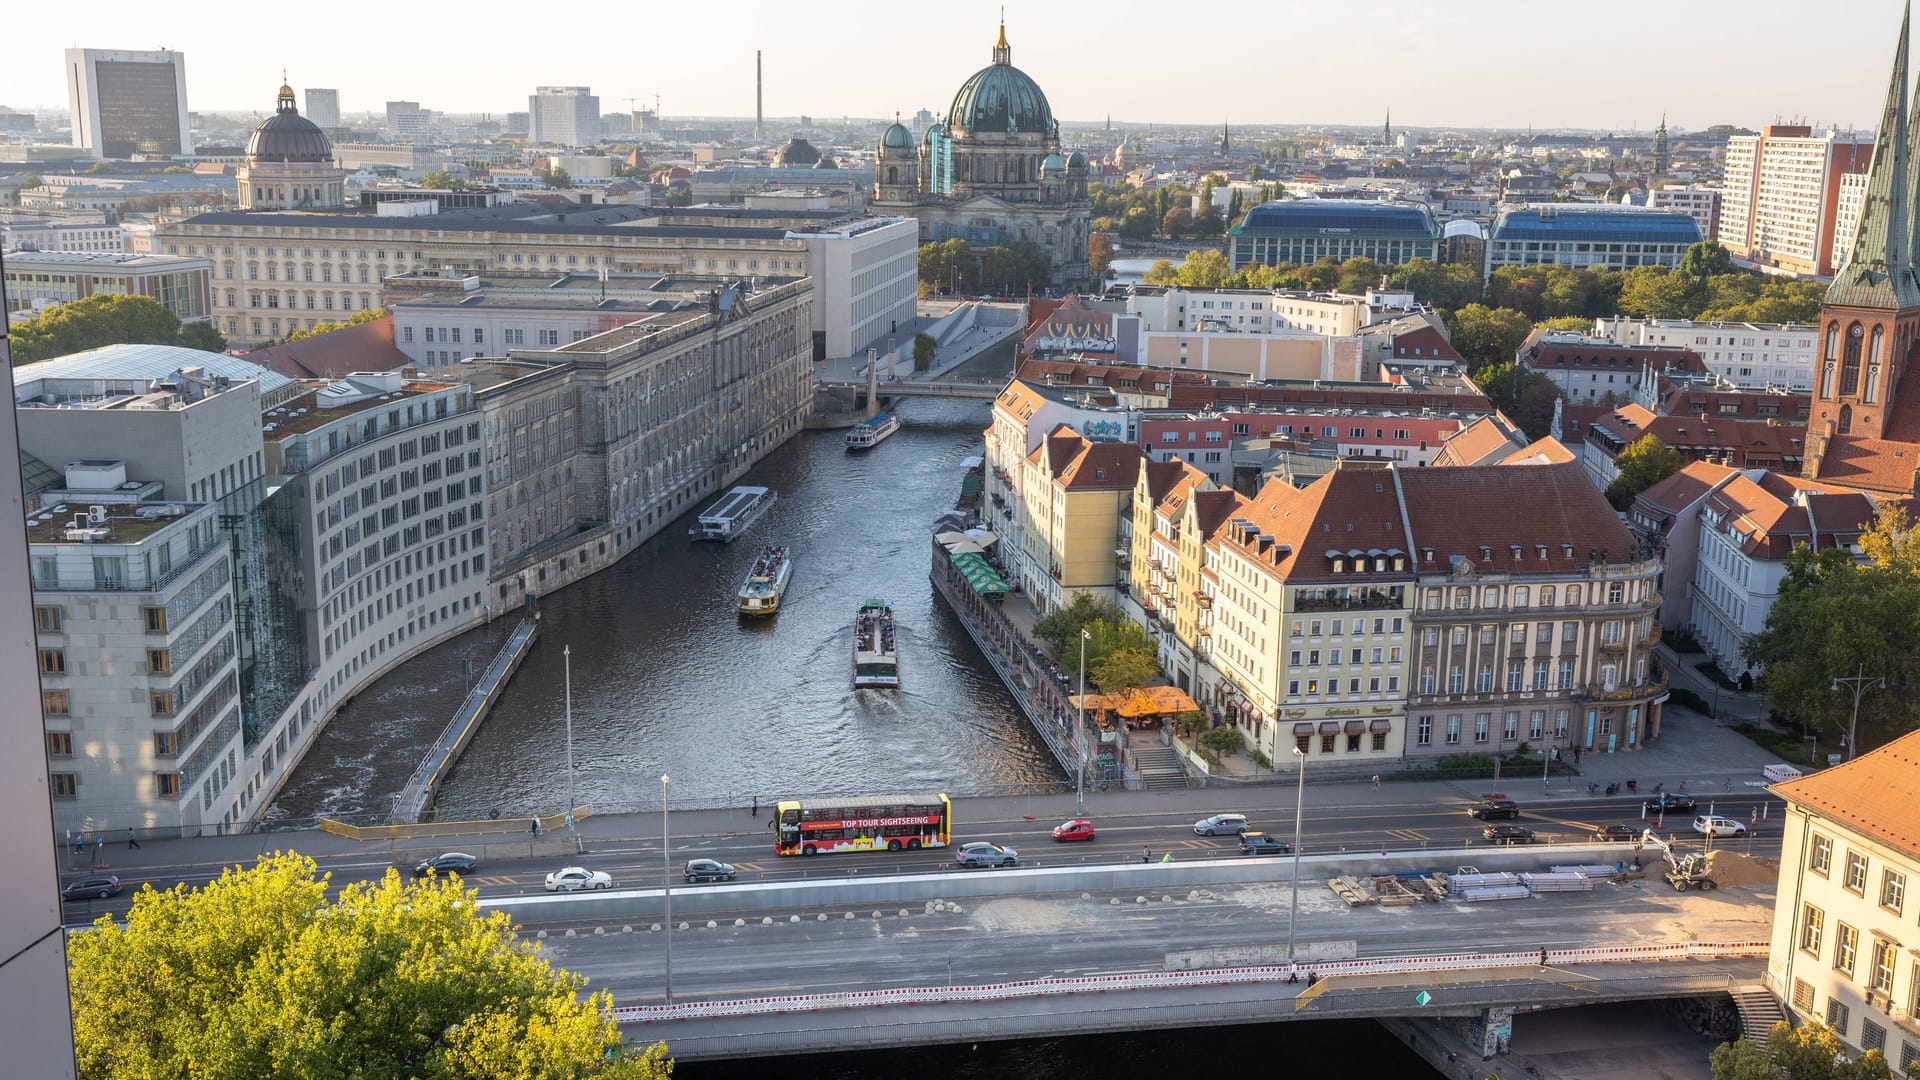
[1125, 286, 1377, 337]
[529, 86, 600, 147]
[1767, 733, 1920, 1076]
[64, 48, 191, 159]
[303, 88, 340, 129]
[0, 212, 126, 254]
[788, 216, 919, 360]
[1593, 316, 1818, 391]
[1718, 125, 1872, 278]
[1647, 185, 1720, 244]
[1832, 171, 1870, 276]
[30, 476, 246, 837]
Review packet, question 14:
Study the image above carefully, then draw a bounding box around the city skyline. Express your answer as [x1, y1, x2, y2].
[1, 0, 1901, 133]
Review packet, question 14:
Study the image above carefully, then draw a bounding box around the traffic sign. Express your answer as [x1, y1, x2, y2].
[1414, 990, 1432, 1006]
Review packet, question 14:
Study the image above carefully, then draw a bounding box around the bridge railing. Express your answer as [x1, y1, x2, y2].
[610, 939, 1769, 1024]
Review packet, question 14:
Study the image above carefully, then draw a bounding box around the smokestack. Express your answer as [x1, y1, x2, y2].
[755, 51, 763, 138]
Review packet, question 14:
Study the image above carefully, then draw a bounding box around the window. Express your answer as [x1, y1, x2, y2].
[1473, 713, 1490, 743]
[1419, 668, 1435, 695]
[1529, 710, 1545, 739]
[1800, 903, 1825, 954]
[1476, 664, 1493, 692]
[34, 606, 61, 632]
[1423, 627, 1439, 646]
[1445, 714, 1461, 744]
[1881, 869, 1905, 913]
[1507, 660, 1524, 692]
[1809, 834, 1832, 875]
[1417, 716, 1432, 745]
[1845, 851, 1869, 893]
[1871, 940, 1897, 993]
[1448, 667, 1464, 694]
[51, 774, 78, 799]
[42, 690, 69, 716]
[148, 648, 171, 674]
[144, 607, 168, 632]
[38, 648, 65, 674]
[150, 690, 175, 716]
[1563, 622, 1579, 642]
[154, 731, 179, 757]
[1860, 1019, 1885, 1056]
[1791, 978, 1814, 1012]
[1834, 922, 1858, 977]
[1558, 660, 1574, 690]
[1532, 659, 1549, 691]
[156, 773, 182, 798]
[47, 732, 73, 757]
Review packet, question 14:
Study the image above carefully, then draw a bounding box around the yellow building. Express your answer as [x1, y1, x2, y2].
[1016, 426, 1141, 614]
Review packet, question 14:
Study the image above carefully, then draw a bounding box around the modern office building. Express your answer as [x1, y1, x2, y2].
[528, 86, 600, 147]
[1646, 185, 1721, 248]
[1718, 124, 1873, 278]
[4, 251, 212, 323]
[1224, 199, 1441, 272]
[1485, 205, 1702, 276]
[1593, 316, 1819, 391]
[303, 88, 340, 129]
[385, 101, 431, 141]
[64, 47, 191, 159]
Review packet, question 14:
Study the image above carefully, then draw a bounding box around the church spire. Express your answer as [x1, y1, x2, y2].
[1829, 1, 1920, 310]
[993, 9, 1011, 65]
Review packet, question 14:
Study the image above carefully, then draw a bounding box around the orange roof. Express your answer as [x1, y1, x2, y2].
[1811, 433, 1920, 494]
[1499, 436, 1576, 465]
[1399, 461, 1634, 574]
[1434, 415, 1527, 467]
[1634, 460, 1741, 517]
[245, 315, 410, 381]
[1218, 467, 1412, 585]
[1772, 729, 1920, 860]
[1059, 440, 1143, 491]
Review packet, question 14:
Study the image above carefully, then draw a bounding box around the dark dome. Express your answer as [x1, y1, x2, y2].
[948, 62, 1054, 136]
[813, 155, 838, 169]
[774, 136, 822, 167]
[247, 83, 332, 164]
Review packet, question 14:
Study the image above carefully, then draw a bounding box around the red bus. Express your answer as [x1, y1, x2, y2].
[773, 793, 952, 855]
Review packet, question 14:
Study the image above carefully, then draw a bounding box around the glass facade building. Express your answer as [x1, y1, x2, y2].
[1226, 200, 1441, 270]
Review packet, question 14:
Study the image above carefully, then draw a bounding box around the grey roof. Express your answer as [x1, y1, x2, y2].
[177, 204, 798, 241]
[13, 343, 290, 397]
[1828, 5, 1920, 310]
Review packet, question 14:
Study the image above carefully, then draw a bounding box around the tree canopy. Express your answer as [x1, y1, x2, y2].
[277, 306, 389, 345]
[68, 853, 671, 1080]
[1471, 361, 1560, 441]
[1445, 304, 1534, 369]
[9, 294, 226, 364]
[1604, 434, 1687, 511]
[1091, 646, 1158, 695]
[1033, 593, 1157, 683]
[1710, 1020, 1892, 1080]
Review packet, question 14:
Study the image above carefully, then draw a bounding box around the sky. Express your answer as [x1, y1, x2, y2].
[1, 0, 1903, 133]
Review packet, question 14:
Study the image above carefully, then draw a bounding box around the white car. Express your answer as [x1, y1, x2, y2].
[1692, 815, 1748, 839]
[544, 866, 614, 892]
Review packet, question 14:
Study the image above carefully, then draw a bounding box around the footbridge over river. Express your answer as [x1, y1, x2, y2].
[479, 846, 1779, 1064]
[815, 376, 1004, 401]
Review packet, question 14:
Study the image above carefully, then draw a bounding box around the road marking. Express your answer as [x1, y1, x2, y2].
[1386, 829, 1430, 842]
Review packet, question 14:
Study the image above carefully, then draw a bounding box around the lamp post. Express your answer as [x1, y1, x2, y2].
[1076, 628, 1090, 816]
[661, 773, 672, 1005]
[563, 645, 575, 817]
[1287, 744, 1306, 964]
[1832, 665, 1884, 762]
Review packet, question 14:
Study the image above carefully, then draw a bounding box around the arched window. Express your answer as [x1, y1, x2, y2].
[1826, 322, 1840, 360]
[1867, 326, 1884, 403]
[1840, 323, 1864, 396]
[887, 166, 897, 185]
[1840, 403, 1854, 434]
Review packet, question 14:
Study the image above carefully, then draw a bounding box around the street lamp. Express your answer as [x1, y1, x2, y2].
[1287, 744, 1307, 964]
[1832, 665, 1884, 762]
[1076, 628, 1090, 816]
[563, 645, 576, 818]
[662, 773, 673, 1005]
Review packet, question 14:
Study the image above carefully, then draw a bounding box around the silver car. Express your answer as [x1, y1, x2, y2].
[954, 841, 1019, 868]
[1194, 813, 1251, 837]
[543, 866, 613, 892]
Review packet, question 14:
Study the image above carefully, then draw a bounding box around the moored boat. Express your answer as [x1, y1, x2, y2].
[846, 412, 902, 450]
[853, 598, 900, 688]
[736, 545, 792, 617]
[692, 485, 775, 542]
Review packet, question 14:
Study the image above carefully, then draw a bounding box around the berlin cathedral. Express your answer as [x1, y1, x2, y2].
[872, 20, 1092, 289]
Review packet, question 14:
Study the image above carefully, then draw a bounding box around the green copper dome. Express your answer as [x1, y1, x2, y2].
[880, 121, 913, 150]
[947, 24, 1055, 136]
[1040, 153, 1065, 173]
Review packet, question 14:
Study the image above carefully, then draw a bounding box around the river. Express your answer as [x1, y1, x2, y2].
[264, 396, 1063, 825]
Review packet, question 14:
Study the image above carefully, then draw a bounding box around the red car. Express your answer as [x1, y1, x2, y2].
[1051, 818, 1097, 842]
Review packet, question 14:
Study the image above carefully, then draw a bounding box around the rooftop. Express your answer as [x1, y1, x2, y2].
[24, 502, 202, 546]
[13, 344, 289, 399]
[1, 251, 210, 271]
[1772, 729, 1920, 860]
[1231, 198, 1440, 238]
[177, 202, 812, 241]
[263, 378, 461, 437]
[1491, 205, 1702, 244]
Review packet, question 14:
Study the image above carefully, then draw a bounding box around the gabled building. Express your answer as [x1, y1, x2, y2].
[1016, 427, 1142, 613]
[1628, 461, 1742, 633]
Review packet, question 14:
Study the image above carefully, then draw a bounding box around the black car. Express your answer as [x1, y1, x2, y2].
[1643, 793, 1697, 815]
[684, 858, 737, 883]
[62, 874, 121, 901]
[1469, 799, 1521, 820]
[1483, 825, 1536, 845]
[1593, 824, 1640, 842]
[412, 852, 479, 877]
[1238, 831, 1292, 856]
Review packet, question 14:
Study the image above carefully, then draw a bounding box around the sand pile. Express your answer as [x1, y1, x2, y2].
[1706, 850, 1779, 888]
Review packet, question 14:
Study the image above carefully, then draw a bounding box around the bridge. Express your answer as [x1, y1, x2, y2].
[392, 613, 540, 822]
[815, 376, 1004, 401]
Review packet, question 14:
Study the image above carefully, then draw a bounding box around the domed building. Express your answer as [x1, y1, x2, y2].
[238, 80, 344, 210]
[872, 19, 1090, 289]
[773, 135, 824, 168]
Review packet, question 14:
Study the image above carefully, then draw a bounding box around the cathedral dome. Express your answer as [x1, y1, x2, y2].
[246, 82, 332, 165]
[774, 136, 822, 167]
[947, 23, 1054, 136]
[814, 154, 838, 169]
[1040, 153, 1065, 174]
[880, 121, 914, 150]
[1066, 149, 1087, 169]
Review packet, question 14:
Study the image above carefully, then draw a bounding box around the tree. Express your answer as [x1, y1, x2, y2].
[918, 239, 973, 295]
[1446, 304, 1533, 368]
[1174, 249, 1230, 289]
[175, 321, 229, 353]
[1385, 258, 1482, 313]
[1190, 204, 1226, 238]
[1711, 1020, 1893, 1080]
[277, 306, 389, 345]
[1604, 435, 1686, 511]
[542, 167, 573, 189]
[18, 173, 42, 189]
[1088, 231, 1115, 280]
[1143, 259, 1179, 286]
[1199, 726, 1245, 756]
[1031, 592, 1123, 656]
[1161, 207, 1194, 239]
[1304, 256, 1341, 292]
[1616, 266, 1693, 318]
[9, 294, 189, 364]
[1334, 256, 1383, 296]
[422, 170, 466, 190]
[913, 332, 936, 371]
[1471, 361, 1560, 441]
[1118, 207, 1155, 241]
[68, 853, 671, 1080]
[1091, 645, 1158, 695]
[1536, 315, 1592, 333]
[86, 160, 117, 175]
[1678, 240, 1736, 283]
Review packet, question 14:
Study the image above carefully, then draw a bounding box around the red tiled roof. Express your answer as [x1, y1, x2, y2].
[1059, 440, 1144, 491]
[1809, 434, 1920, 494]
[1390, 324, 1463, 362]
[1522, 341, 1706, 375]
[1399, 461, 1636, 574]
[1167, 382, 1492, 414]
[1220, 468, 1413, 586]
[1433, 415, 1526, 467]
[1771, 728, 1920, 860]
[1632, 461, 1740, 520]
[244, 316, 411, 381]
[1500, 436, 1577, 465]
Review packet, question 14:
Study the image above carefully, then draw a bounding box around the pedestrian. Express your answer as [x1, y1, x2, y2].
[127, 827, 140, 850]
[751, 795, 759, 818]
[530, 817, 540, 837]
[1307, 971, 1318, 987]
[1539, 948, 1548, 967]
[95, 835, 104, 861]
[1142, 846, 1152, 864]
[73, 833, 84, 856]
[1751, 806, 1759, 825]
[1371, 773, 1381, 791]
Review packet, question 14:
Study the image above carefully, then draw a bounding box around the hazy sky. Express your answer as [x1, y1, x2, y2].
[3, 0, 1903, 132]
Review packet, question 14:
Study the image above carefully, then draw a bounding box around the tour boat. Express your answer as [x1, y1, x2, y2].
[845, 412, 902, 451]
[853, 598, 900, 688]
[736, 545, 792, 617]
[692, 485, 775, 542]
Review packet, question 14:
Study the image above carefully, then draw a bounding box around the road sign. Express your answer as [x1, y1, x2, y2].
[1415, 990, 1433, 1006]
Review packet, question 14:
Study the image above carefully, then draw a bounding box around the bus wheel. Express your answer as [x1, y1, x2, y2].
[802, 844, 817, 856]
[907, 839, 921, 850]
[887, 840, 902, 851]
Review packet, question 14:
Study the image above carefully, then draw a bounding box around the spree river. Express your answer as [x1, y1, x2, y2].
[265, 397, 1063, 825]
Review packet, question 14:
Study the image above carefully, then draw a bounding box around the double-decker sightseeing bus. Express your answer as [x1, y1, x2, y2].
[773, 793, 951, 856]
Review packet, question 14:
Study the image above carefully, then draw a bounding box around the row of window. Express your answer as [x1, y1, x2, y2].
[1415, 710, 1571, 746]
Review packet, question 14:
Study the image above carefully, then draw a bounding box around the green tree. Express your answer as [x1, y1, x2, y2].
[1088, 231, 1115, 280]
[175, 321, 228, 353]
[86, 160, 117, 175]
[1710, 1020, 1892, 1080]
[278, 306, 389, 344]
[1031, 592, 1124, 655]
[1446, 304, 1533, 368]
[18, 173, 42, 188]
[1304, 256, 1341, 292]
[1385, 258, 1483, 313]
[1471, 361, 1559, 441]
[913, 332, 936, 371]
[1536, 315, 1592, 333]
[1091, 645, 1158, 695]
[1678, 240, 1736, 283]
[1334, 256, 1383, 296]
[68, 853, 671, 1080]
[421, 169, 466, 190]
[1190, 204, 1225, 238]
[918, 239, 973, 295]
[1199, 726, 1246, 755]
[9, 294, 188, 364]
[1118, 206, 1156, 241]
[1161, 207, 1194, 239]
[1174, 249, 1230, 288]
[1143, 259, 1179, 286]
[1616, 266, 1693, 318]
[1603, 434, 1687, 511]
[977, 241, 1052, 295]
[542, 167, 573, 188]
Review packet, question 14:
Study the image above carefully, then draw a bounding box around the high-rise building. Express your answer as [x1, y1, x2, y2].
[1718, 124, 1873, 277]
[528, 86, 599, 146]
[64, 47, 191, 159]
[303, 88, 340, 129]
[385, 100, 431, 140]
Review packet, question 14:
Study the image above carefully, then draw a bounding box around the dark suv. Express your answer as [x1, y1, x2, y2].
[1468, 799, 1521, 820]
[1238, 832, 1291, 856]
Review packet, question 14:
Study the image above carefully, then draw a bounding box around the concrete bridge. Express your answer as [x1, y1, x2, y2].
[815, 376, 1004, 401]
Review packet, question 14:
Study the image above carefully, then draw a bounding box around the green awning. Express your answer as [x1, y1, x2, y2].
[949, 550, 1007, 595]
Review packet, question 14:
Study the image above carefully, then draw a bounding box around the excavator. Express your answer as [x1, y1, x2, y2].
[1639, 828, 1717, 892]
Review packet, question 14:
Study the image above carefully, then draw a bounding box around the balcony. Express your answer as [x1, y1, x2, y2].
[1572, 672, 1670, 704]
[1196, 594, 1212, 609]
[1640, 622, 1664, 648]
[1597, 636, 1630, 653]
